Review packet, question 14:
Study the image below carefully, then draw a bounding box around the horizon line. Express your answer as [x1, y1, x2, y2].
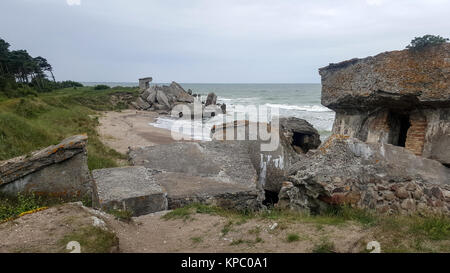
[79, 81, 322, 84]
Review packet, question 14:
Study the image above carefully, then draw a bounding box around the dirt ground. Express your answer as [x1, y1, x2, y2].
[0, 203, 118, 253]
[0, 204, 372, 253]
[111, 212, 370, 253]
[96, 110, 191, 154]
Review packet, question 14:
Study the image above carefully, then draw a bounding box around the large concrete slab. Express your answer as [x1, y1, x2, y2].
[152, 172, 260, 210]
[92, 167, 167, 216]
[129, 142, 259, 189]
[128, 141, 264, 210]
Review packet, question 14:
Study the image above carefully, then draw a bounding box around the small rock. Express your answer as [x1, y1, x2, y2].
[401, 198, 416, 211]
[91, 216, 107, 230]
[221, 103, 227, 114]
[384, 192, 396, 201]
[395, 187, 409, 199]
[405, 183, 417, 191]
[412, 189, 423, 200]
[430, 187, 444, 199]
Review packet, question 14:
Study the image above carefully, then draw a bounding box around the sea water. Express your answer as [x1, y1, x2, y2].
[84, 82, 335, 141]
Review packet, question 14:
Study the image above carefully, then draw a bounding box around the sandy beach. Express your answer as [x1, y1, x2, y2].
[97, 109, 192, 154]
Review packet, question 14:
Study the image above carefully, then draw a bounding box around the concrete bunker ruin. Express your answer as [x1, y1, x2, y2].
[320, 43, 450, 166]
[138, 77, 153, 90]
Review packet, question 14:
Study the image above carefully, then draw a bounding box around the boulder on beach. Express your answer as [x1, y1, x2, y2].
[133, 79, 195, 111]
[205, 92, 217, 106]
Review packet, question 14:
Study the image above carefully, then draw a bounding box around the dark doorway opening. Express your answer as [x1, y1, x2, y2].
[262, 190, 279, 206]
[388, 111, 411, 147]
[397, 114, 410, 147]
[292, 132, 308, 153]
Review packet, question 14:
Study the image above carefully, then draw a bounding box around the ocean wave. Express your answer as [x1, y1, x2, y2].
[264, 103, 333, 112]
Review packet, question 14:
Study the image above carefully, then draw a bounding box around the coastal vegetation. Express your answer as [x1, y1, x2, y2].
[0, 86, 138, 169]
[0, 193, 50, 222]
[0, 37, 84, 98]
[407, 34, 449, 50]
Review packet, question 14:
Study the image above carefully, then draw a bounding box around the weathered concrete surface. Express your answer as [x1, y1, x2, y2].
[151, 172, 259, 210]
[203, 105, 222, 118]
[139, 77, 152, 91]
[134, 81, 195, 112]
[319, 43, 450, 110]
[281, 135, 450, 215]
[129, 142, 258, 187]
[128, 142, 263, 210]
[320, 44, 450, 164]
[279, 117, 321, 153]
[92, 167, 168, 216]
[0, 135, 94, 200]
[210, 118, 322, 194]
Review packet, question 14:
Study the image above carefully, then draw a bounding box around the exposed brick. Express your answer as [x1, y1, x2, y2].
[405, 114, 427, 156]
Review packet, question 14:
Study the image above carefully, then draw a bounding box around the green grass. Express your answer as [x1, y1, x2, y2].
[373, 214, 450, 252]
[162, 203, 376, 226]
[59, 226, 119, 253]
[221, 220, 233, 235]
[286, 233, 300, 243]
[248, 226, 261, 235]
[410, 216, 450, 240]
[191, 236, 203, 244]
[0, 86, 138, 170]
[312, 238, 336, 253]
[162, 206, 195, 221]
[108, 209, 134, 223]
[0, 193, 63, 221]
[230, 237, 263, 246]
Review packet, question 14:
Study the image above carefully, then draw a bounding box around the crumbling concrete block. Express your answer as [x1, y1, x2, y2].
[0, 135, 94, 201]
[92, 166, 167, 216]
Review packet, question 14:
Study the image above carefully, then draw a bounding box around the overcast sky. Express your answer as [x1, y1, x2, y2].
[1, 0, 449, 83]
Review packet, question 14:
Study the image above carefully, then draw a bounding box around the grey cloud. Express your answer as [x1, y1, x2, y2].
[1, 0, 449, 82]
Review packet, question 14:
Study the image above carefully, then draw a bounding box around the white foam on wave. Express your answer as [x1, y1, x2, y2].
[264, 103, 332, 112]
[149, 101, 335, 141]
[150, 114, 231, 141]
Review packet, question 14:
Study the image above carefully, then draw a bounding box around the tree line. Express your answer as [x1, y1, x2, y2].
[0, 37, 83, 98]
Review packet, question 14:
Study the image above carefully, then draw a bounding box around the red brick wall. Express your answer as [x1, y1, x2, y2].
[405, 113, 427, 156]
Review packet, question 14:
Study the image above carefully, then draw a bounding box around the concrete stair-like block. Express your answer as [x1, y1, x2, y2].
[93, 167, 167, 216]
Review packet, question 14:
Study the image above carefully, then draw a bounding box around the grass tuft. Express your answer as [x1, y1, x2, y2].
[312, 239, 336, 253]
[286, 233, 300, 243]
[162, 206, 194, 221]
[59, 226, 118, 253]
[0, 193, 62, 222]
[191, 237, 203, 244]
[108, 209, 133, 223]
